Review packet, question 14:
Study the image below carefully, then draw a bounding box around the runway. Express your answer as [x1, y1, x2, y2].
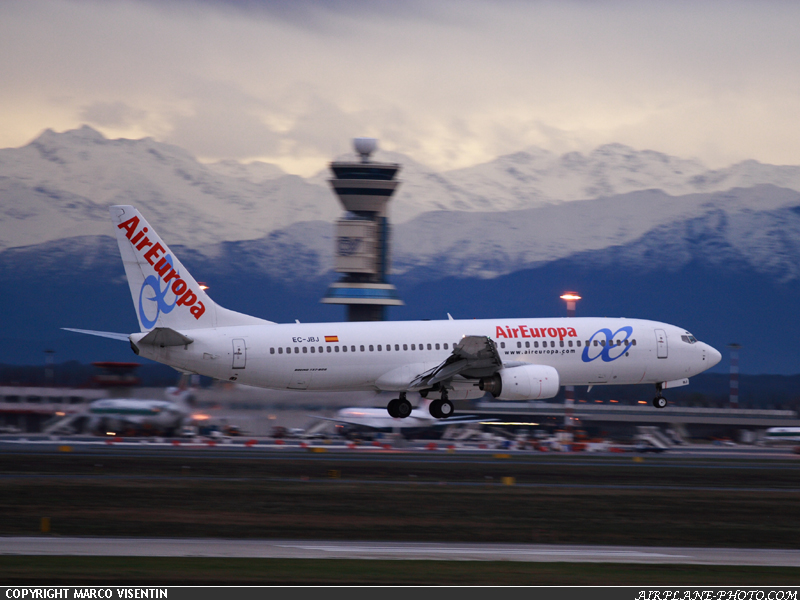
[3, 537, 799, 566]
[1, 435, 798, 461]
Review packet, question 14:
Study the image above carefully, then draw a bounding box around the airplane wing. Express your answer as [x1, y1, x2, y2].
[410, 335, 503, 389]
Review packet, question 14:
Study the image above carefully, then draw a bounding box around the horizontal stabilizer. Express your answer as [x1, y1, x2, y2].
[137, 327, 194, 347]
[62, 328, 130, 342]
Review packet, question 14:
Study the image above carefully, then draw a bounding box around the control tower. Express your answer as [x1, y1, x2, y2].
[321, 138, 404, 321]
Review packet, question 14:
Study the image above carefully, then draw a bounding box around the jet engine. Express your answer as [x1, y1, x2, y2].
[479, 364, 560, 400]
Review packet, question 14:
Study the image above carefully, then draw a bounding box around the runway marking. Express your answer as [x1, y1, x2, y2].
[275, 544, 687, 558]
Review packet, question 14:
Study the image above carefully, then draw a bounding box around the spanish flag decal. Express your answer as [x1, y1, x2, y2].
[325, 335, 339, 343]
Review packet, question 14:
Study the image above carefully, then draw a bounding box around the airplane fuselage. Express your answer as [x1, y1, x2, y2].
[131, 316, 717, 398]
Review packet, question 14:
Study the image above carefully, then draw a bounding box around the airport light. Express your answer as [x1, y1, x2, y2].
[560, 293, 581, 436]
[560, 292, 581, 318]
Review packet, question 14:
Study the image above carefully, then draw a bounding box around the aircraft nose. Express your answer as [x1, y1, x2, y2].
[705, 344, 722, 368]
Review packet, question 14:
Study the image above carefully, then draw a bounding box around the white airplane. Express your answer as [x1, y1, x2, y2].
[764, 427, 800, 443]
[87, 396, 190, 436]
[66, 205, 722, 420]
[312, 397, 494, 434]
[47, 385, 195, 436]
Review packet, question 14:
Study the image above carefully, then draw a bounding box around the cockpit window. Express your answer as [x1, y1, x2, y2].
[681, 334, 697, 344]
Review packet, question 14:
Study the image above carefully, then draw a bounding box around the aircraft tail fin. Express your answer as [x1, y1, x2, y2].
[165, 373, 199, 408]
[110, 205, 271, 332]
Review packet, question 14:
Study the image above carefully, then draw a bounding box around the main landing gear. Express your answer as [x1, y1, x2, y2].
[428, 388, 454, 419]
[653, 384, 668, 409]
[386, 391, 455, 420]
[387, 393, 413, 419]
[429, 398, 454, 419]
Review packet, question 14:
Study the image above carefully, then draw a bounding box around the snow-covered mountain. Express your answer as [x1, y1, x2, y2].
[442, 144, 800, 210]
[0, 126, 337, 252]
[392, 185, 800, 283]
[5, 126, 800, 255]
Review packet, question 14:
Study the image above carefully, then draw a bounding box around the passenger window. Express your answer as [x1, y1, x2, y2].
[403, 344, 408, 351]
[632, 339, 637, 346]
[295, 347, 300, 354]
[270, 348, 275, 354]
[360, 345, 365, 352]
[568, 341, 573, 347]
[319, 346, 323, 353]
[594, 340, 598, 347]
[577, 341, 581, 347]
[335, 346, 340, 352]
[534, 341, 539, 348]
[302, 347, 308, 353]
[411, 344, 416, 350]
[378, 345, 382, 351]
[351, 346, 356, 352]
[551, 341, 556, 348]
[386, 344, 391, 351]
[369, 345, 374, 351]
[444, 343, 449, 350]
[525, 342, 530, 348]
[517, 341, 522, 348]
[427, 344, 432, 350]
[559, 341, 564, 347]
[395, 344, 400, 351]
[500, 342, 506, 348]
[342, 346, 347, 352]
[435, 343, 440, 350]
[310, 347, 315, 353]
[278, 348, 283, 354]
[327, 346, 332, 353]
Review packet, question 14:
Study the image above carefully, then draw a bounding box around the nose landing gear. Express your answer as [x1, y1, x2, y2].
[653, 383, 668, 408]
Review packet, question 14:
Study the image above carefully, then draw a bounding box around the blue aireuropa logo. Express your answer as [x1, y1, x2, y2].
[138, 254, 178, 329]
[581, 326, 633, 362]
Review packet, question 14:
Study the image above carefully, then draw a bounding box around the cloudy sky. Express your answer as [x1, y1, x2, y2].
[3, 0, 800, 175]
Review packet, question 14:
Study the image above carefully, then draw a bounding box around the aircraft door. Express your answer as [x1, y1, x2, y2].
[655, 329, 668, 359]
[232, 338, 246, 369]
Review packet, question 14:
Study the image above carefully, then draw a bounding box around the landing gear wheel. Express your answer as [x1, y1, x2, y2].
[439, 399, 454, 418]
[653, 395, 667, 409]
[387, 397, 412, 418]
[429, 399, 454, 419]
[396, 398, 412, 418]
[429, 400, 443, 419]
[387, 399, 400, 418]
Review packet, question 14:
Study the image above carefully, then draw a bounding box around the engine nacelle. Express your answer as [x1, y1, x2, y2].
[479, 364, 560, 400]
